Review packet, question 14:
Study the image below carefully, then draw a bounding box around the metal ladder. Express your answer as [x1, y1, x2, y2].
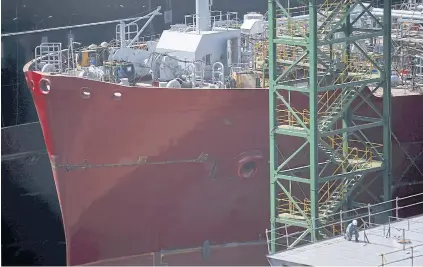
[316, 87, 366, 221]
[316, 140, 368, 223]
[318, 87, 362, 131]
[319, 174, 364, 219]
[191, 62, 205, 87]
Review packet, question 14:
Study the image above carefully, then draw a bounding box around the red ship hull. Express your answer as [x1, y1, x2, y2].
[24, 69, 423, 265]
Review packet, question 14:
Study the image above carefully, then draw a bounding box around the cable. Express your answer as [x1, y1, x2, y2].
[1, 7, 162, 37]
[1, 121, 40, 130]
[15, 1, 19, 125]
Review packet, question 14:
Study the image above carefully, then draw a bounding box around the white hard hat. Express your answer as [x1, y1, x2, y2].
[88, 43, 98, 50]
[353, 220, 358, 226]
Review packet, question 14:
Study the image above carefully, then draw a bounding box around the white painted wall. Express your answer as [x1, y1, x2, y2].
[155, 28, 241, 80]
[155, 30, 200, 61]
[196, 29, 241, 78]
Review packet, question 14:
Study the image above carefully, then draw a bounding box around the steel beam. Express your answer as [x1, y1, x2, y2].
[268, 0, 278, 254]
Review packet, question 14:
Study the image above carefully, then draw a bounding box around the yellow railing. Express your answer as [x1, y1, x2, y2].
[318, 136, 383, 204]
[276, 45, 306, 62]
[332, 60, 371, 85]
[276, 101, 383, 207]
[319, 175, 348, 203]
[326, 135, 383, 162]
[254, 41, 268, 63]
[319, 173, 352, 205]
[253, 39, 383, 74]
[278, 195, 311, 217]
[275, 1, 357, 38]
[318, 89, 340, 114]
[278, 195, 344, 236]
[275, 107, 383, 206]
[277, 107, 310, 127]
[331, 224, 341, 235]
[278, 107, 341, 130]
[317, 0, 356, 31]
[317, 88, 359, 118]
[277, 107, 338, 129]
[276, 17, 308, 38]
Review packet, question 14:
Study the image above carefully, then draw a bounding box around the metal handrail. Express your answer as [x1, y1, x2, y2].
[380, 243, 423, 266]
[266, 192, 423, 252]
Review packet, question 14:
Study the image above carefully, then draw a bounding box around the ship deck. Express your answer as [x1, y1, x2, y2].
[267, 215, 423, 266]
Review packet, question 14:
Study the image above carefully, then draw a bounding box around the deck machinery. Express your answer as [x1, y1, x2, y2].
[267, 0, 392, 252]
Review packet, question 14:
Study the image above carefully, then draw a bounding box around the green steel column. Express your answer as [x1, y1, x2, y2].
[342, 6, 352, 180]
[267, 0, 393, 251]
[308, 0, 319, 242]
[382, 0, 392, 202]
[268, 0, 277, 254]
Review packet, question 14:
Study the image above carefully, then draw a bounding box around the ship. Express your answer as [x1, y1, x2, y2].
[21, 0, 423, 265]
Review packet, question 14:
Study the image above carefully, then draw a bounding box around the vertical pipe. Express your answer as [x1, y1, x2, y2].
[309, 0, 319, 242]
[252, 37, 256, 70]
[285, 225, 289, 247]
[268, 0, 277, 254]
[368, 203, 371, 225]
[70, 37, 75, 70]
[67, 38, 71, 70]
[396, 197, 399, 219]
[196, 0, 210, 32]
[402, 228, 406, 250]
[411, 246, 414, 266]
[342, 5, 352, 178]
[237, 37, 242, 64]
[265, 229, 271, 253]
[148, 0, 154, 33]
[119, 21, 125, 47]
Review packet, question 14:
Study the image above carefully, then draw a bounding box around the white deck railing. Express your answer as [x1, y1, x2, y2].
[266, 192, 423, 258]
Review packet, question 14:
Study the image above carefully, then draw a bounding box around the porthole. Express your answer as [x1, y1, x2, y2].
[238, 160, 258, 179]
[113, 92, 122, 101]
[80, 87, 91, 99]
[39, 79, 51, 94]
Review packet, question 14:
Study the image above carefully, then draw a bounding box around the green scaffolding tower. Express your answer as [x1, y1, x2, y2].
[268, 0, 392, 252]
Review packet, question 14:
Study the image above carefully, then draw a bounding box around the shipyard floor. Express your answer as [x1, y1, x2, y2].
[268, 215, 423, 266]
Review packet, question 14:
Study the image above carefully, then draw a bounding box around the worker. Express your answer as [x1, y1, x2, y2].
[344, 219, 359, 242]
